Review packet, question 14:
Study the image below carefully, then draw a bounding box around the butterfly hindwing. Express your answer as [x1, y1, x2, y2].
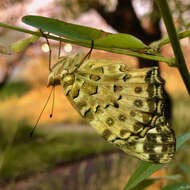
[48, 54, 176, 164]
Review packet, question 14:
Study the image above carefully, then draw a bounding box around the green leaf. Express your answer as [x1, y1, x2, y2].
[94, 33, 147, 50]
[161, 174, 181, 180]
[129, 179, 156, 190]
[22, 15, 147, 50]
[124, 161, 163, 190]
[11, 35, 39, 53]
[176, 131, 190, 150]
[22, 15, 104, 41]
[124, 131, 190, 190]
[161, 183, 190, 190]
[128, 175, 181, 190]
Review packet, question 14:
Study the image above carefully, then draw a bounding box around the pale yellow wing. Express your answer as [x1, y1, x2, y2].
[59, 58, 175, 164]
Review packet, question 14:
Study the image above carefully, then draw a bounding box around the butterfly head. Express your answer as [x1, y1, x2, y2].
[47, 53, 83, 87]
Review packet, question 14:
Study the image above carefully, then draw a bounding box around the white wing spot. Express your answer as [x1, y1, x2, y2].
[154, 146, 162, 153]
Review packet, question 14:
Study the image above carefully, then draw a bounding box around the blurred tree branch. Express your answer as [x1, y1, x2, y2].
[89, 0, 161, 67]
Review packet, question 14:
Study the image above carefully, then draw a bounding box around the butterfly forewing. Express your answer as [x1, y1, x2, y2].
[48, 54, 176, 164]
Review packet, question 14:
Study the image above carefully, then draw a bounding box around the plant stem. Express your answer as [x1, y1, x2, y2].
[156, 0, 190, 95]
[150, 30, 190, 49]
[0, 22, 175, 65]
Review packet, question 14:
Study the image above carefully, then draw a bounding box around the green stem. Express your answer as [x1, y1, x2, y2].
[0, 22, 175, 66]
[0, 22, 39, 36]
[156, 0, 190, 95]
[150, 30, 190, 49]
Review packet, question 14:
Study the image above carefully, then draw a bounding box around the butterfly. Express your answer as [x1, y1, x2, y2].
[47, 45, 176, 164]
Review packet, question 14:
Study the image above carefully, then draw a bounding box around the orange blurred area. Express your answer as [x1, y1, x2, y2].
[160, 43, 190, 95]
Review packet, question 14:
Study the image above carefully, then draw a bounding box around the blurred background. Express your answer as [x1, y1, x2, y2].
[0, 0, 190, 189]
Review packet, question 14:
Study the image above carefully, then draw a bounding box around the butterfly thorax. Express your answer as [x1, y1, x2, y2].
[47, 54, 84, 87]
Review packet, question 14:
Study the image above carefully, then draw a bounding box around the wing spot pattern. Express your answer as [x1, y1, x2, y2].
[90, 74, 101, 81]
[113, 85, 123, 92]
[118, 114, 126, 121]
[102, 129, 112, 140]
[84, 108, 94, 121]
[135, 87, 142, 94]
[120, 129, 129, 137]
[134, 99, 143, 108]
[106, 117, 114, 126]
[122, 74, 131, 82]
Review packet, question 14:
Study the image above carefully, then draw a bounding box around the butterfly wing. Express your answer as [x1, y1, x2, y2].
[60, 58, 176, 164]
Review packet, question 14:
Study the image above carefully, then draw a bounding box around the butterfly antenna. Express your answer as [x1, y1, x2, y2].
[40, 29, 52, 72]
[30, 86, 54, 137]
[50, 86, 55, 118]
[78, 40, 94, 67]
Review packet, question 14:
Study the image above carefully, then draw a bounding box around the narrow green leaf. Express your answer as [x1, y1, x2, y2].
[11, 35, 39, 53]
[129, 175, 181, 190]
[161, 183, 190, 190]
[176, 131, 190, 150]
[22, 15, 147, 50]
[124, 161, 162, 190]
[124, 131, 190, 190]
[180, 164, 190, 175]
[130, 179, 156, 190]
[161, 174, 181, 180]
[22, 15, 104, 41]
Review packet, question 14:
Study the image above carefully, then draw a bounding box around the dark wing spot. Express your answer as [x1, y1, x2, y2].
[94, 67, 104, 74]
[145, 68, 165, 85]
[102, 129, 112, 140]
[113, 85, 123, 92]
[113, 102, 119, 108]
[120, 129, 128, 137]
[95, 105, 100, 113]
[66, 89, 71, 96]
[122, 74, 131, 82]
[90, 74, 101, 81]
[76, 101, 87, 110]
[130, 111, 136, 117]
[117, 95, 122, 101]
[113, 85, 117, 92]
[144, 143, 155, 153]
[134, 99, 143, 108]
[149, 154, 163, 163]
[139, 127, 149, 137]
[90, 86, 98, 95]
[106, 117, 114, 126]
[146, 133, 157, 143]
[105, 104, 110, 109]
[119, 64, 128, 72]
[162, 145, 168, 152]
[133, 122, 144, 132]
[72, 89, 80, 99]
[82, 82, 98, 95]
[161, 132, 174, 142]
[118, 114, 126, 121]
[84, 108, 94, 121]
[162, 144, 175, 153]
[135, 87, 142, 93]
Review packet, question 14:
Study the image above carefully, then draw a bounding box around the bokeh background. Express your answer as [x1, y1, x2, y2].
[0, 0, 190, 189]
